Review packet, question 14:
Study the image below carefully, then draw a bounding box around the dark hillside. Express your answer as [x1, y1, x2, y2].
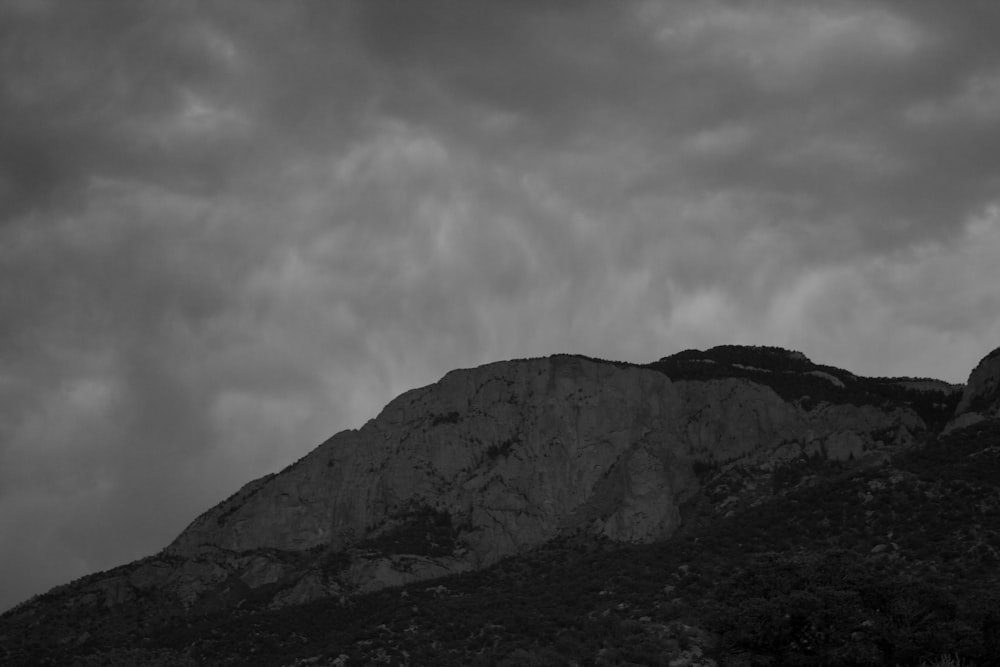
[5, 421, 997, 666]
[649, 345, 960, 426]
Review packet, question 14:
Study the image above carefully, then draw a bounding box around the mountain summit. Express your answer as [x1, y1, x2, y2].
[162, 347, 937, 603]
[953, 347, 1000, 423]
[4, 344, 998, 665]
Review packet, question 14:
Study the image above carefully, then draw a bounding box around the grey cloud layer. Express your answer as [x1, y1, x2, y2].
[2, 0, 999, 611]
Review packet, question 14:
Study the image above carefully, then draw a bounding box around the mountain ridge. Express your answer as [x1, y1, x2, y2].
[3, 344, 997, 666]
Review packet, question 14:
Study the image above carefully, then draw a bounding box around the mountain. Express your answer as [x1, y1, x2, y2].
[949, 347, 1000, 432]
[3, 344, 998, 666]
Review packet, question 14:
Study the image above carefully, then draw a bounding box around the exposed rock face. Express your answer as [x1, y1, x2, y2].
[6, 347, 954, 622]
[953, 347, 1000, 426]
[170, 357, 695, 560]
[160, 354, 924, 604]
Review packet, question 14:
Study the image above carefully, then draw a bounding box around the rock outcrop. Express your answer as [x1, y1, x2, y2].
[950, 347, 1000, 432]
[4, 346, 964, 620]
[151, 352, 927, 607]
[963, 347, 1000, 410]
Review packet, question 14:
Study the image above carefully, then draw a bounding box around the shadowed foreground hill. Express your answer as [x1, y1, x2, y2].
[2, 344, 998, 666]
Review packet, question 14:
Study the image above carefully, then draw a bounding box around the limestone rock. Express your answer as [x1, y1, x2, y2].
[953, 347, 1000, 421]
[7, 348, 951, 619]
[160, 354, 925, 605]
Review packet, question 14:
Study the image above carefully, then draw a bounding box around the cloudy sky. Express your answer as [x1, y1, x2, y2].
[2, 0, 1000, 611]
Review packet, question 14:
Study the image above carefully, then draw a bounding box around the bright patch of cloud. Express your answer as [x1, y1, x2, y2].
[649, 2, 925, 90]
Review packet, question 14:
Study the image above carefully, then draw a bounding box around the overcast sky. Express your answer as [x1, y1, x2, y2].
[2, 0, 1000, 612]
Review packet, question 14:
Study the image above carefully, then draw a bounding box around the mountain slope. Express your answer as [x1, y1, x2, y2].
[177, 421, 1000, 666]
[1, 345, 990, 666]
[6, 408, 998, 666]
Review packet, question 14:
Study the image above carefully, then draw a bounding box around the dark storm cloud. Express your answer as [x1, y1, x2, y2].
[0, 1, 380, 223]
[2, 0, 1000, 612]
[350, 0, 1000, 252]
[0, 2, 219, 216]
[351, 0, 650, 130]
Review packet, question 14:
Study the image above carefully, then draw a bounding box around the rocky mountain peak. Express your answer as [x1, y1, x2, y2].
[658, 344, 814, 371]
[146, 350, 931, 606]
[3, 345, 997, 666]
[951, 347, 1000, 428]
[0, 349, 967, 619]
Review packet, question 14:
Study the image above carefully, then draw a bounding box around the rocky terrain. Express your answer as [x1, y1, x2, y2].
[3, 344, 998, 666]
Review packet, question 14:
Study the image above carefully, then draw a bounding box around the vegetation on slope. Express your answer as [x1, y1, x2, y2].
[649, 346, 961, 428]
[4, 420, 998, 666]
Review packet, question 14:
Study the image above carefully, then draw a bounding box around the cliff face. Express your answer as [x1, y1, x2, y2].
[4, 347, 964, 622]
[161, 353, 925, 601]
[954, 347, 1000, 416]
[941, 347, 1000, 435]
[168, 357, 694, 560]
[9, 345, 1000, 667]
